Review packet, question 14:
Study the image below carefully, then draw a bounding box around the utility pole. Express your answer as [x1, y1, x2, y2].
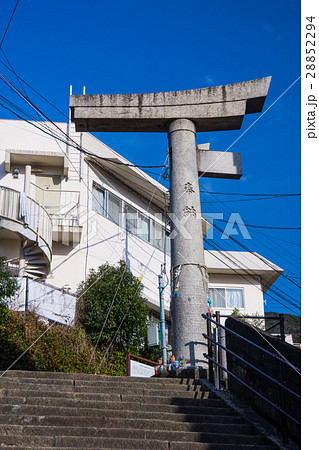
[70, 77, 271, 370]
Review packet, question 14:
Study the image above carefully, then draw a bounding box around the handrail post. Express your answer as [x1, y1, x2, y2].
[206, 313, 214, 383]
[279, 360, 289, 444]
[279, 314, 285, 342]
[215, 311, 221, 390]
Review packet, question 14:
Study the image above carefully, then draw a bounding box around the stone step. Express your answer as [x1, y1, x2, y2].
[0, 397, 234, 415]
[0, 430, 273, 447]
[1, 371, 203, 386]
[170, 443, 278, 450]
[0, 387, 213, 401]
[0, 423, 260, 440]
[0, 371, 279, 449]
[0, 435, 169, 449]
[2, 370, 190, 383]
[0, 376, 203, 390]
[0, 403, 237, 419]
[0, 393, 220, 407]
[0, 380, 211, 395]
[14, 446, 278, 450]
[0, 416, 250, 434]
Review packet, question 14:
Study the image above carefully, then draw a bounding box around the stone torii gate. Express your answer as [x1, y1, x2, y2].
[70, 77, 271, 370]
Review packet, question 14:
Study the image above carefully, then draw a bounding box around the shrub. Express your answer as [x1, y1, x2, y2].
[77, 261, 149, 353]
[0, 310, 127, 375]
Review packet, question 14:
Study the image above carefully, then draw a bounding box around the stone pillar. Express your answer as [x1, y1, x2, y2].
[168, 119, 207, 368]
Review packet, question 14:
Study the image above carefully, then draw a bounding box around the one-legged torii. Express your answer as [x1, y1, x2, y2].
[70, 77, 271, 372]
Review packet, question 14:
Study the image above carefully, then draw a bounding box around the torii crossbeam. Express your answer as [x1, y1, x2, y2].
[70, 77, 271, 372]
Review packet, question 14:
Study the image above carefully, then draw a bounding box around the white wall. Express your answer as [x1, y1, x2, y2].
[11, 277, 76, 326]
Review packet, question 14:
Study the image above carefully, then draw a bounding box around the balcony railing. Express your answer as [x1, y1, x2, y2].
[31, 183, 80, 226]
[0, 186, 52, 256]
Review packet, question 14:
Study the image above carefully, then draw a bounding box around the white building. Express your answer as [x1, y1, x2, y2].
[205, 250, 283, 325]
[0, 119, 282, 331]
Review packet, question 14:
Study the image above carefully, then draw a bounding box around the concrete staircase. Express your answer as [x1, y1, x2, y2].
[0, 371, 279, 449]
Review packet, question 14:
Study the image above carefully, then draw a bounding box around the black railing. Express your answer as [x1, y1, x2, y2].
[216, 313, 286, 341]
[202, 313, 301, 444]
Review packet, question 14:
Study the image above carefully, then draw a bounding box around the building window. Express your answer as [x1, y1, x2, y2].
[125, 205, 150, 243]
[209, 287, 244, 309]
[138, 213, 150, 242]
[93, 183, 122, 225]
[92, 184, 106, 216]
[93, 182, 169, 253]
[108, 192, 121, 224]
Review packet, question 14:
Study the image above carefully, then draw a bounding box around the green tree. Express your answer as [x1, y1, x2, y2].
[0, 257, 18, 315]
[77, 261, 148, 352]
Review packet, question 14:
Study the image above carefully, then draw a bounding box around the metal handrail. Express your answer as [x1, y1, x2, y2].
[212, 313, 286, 340]
[202, 313, 300, 373]
[203, 333, 300, 399]
[203, 352, 300, 426]
[202, 312, 301, 444]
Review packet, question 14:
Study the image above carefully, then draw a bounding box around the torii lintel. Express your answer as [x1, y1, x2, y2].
[70, 77, 271, 133]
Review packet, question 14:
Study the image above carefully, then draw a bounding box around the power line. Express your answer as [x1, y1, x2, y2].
[0, 75, 167, 170]
[0, 65, 172, 374]
[200, 186, 301, 270]
[204, 239, 300, 314]
[212, 219, 300, 230]
[204, 235, 301, 307]
[201, 192, 302, 293]
[201, 195, 300, 204]
[205, 220, 302, 298]
[180, 243, 301, 375]
[206, 219, 301, 290]
[0, 0, 21, 49]
[0, 49, 29, 100]
[200, 191, 300, 197]
[0, 57, 69, 119]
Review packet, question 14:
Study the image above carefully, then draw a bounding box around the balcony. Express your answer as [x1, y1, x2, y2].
[31, 183, 82, 245]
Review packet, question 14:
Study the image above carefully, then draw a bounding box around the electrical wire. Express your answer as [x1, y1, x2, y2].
[204, 235, 301, 309]
[200, 185, 301, 272]
[0, 56, 173, 374]
[178, 244, 301, 376]
[200, 191, 301, 197]
[0, 74, 168, 169]
[0, 86, 167, 374]
[214, 219, 301, 230]
[204, 239, 300, 314]
[206, 219, 301, 291]
[0, 0, 21, 48]
[201, 196, 300, 204]
[0, 57, 69, 119]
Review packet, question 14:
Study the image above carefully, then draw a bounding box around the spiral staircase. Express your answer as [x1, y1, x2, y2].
[0, 186, 52, 278]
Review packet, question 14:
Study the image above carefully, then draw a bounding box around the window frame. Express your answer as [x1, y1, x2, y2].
[92, 181, 170, 253]
[208, 286, 245, 310]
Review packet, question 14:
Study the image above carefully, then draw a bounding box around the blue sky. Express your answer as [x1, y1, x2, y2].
[0, 0, 301, 315]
